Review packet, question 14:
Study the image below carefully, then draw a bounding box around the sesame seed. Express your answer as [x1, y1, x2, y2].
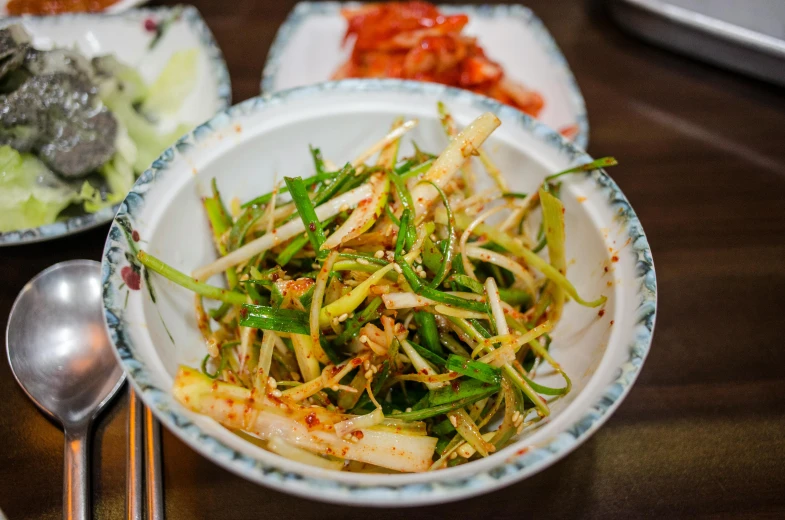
[331, 385, 340, 391]
[430, 234, 437, 241]
[511, 411, 521, 423]
[267, 377, 277, 389]
[363, 360, 370, 371]
[418, 270, 427, 278]
[339, 204, 350, 212]
[516, 424, 525, 435]
[393, 263, 402, 274]
[449, 452, 458, 460]
[364, 369, 373, 379]
[271, 389, 282, 398]
[338, 313, 349, 322]
[331, 317, 340, 327]
[371, 364, 378, 373]
[374, 250, 385, 259]
[415, 255, 422, 264]
[290, 372, 301, 381]
[311, 263, 320, 269]
[359, 335, 369, 344]
[239, 273, 250, 281]
[349, 312, 355, 318]
[357, 258, 370, 265]
[449, 415, 458, 428]
[405, 407, 412, 413]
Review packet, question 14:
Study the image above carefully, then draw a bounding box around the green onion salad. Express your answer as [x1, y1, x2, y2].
[141, 106, 616, 473]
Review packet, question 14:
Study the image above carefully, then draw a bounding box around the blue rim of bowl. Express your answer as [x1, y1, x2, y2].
[0, 5, 231, 247]
[260, 2, 590, 149]
[102, 79, 655, 507]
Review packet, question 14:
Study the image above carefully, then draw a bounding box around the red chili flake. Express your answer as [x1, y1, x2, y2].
[143, 18, 157, 32]
[226, 399, 234, 406]
[610, 320, 615, 326]
[121, 266, 141, 290]
[271, 272, 280, 282]
[604, 266, 609, 273]
[598, 309, 605, 317]
[352, 358, 363, 366]
[451, 379, 462, 392]
[305, 412, 320, 427]
[611, 255, 619, 263]
[240, 307, 248, 319]
[353, 430, 364, 440]
[516, 447, 529, 456]
[131, 230, 140, 242]
[420, 368, 428, 374]
[309, 222, 316, 231]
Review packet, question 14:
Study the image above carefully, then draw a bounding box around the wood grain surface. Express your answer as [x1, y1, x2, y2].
[2, 0, 785, 518]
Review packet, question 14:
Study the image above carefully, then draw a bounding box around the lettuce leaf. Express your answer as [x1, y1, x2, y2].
[0, 146, 80, 232]
[141, 48, 199, 117]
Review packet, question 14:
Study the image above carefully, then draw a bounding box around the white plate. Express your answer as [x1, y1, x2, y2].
[1, 0, 146, 17]
[0, 6, 231, 246]
[261, 2, 590, 149]
[102, 79, 655, 507]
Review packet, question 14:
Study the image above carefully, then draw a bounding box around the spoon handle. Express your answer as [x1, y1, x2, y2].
[64, 425, 89, 520]
[145, 407, 164, 520]
[127, 389, 144, 520]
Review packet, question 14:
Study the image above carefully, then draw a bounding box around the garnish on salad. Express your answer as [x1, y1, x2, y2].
[332, 2, 544, 117]
[139, 105, 617, 473]
[0, 24, 198, 233]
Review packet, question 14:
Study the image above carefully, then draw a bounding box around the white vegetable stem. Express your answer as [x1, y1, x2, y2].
[381, 292, 435, 310]
[351, 119, 418, 168]
[412, 112, 501, 217]
[193, 184, 373, 281]
[174, 367, 437, 472]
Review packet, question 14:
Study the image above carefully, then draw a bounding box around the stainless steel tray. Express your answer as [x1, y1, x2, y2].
[608, 0, 785, 86]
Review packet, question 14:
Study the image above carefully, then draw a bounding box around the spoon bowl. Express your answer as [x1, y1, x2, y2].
[6, 259, 125, 520]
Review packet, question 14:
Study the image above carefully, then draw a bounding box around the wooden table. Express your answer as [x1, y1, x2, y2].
[3, 0, 785, 518]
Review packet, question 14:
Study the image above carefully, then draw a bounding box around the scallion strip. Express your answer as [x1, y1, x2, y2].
[390, 386, 497, 421]
[545, 157, 617, 182]
[239, 304, 310, 335]
[446, 355, 501, 384]
[284, 176, 328, 259]
[414, 310, 444, 356]
[138, 251, 247, 305]
[419, 180, 455, 287]
[407, 340, 447, 367]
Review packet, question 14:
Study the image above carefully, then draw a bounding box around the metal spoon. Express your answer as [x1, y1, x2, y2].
[6, 260, 125, 520]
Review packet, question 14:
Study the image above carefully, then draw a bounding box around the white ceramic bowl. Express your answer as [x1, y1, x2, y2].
[0, 6, 230, 245]
[262, 2, 590, 148]
[101, 79, 656, 507]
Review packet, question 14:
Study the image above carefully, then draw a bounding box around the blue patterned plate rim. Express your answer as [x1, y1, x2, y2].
[260, 2, 590, 150]
[0, 5, 231, 247]
[102, 79, 655, 506]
